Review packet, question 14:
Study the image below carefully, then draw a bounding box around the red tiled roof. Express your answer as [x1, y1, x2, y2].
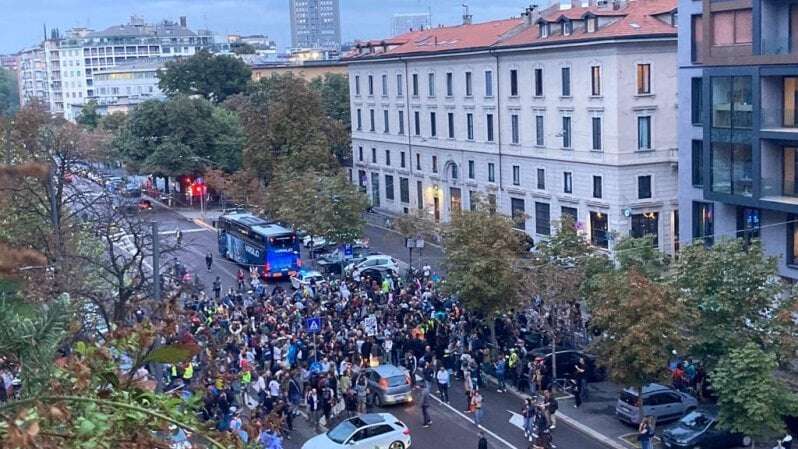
[345, 0, 676, 61]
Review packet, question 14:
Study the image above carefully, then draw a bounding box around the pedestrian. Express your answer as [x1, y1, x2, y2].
[477, 430, 488, 449]
[494, 355, 507, 393]
[471, 389, 483, 427]
[638, 416, 654, 449]
[575, 356, 588, 401]
[205, 252, 213, 271]
[436, 365, 449, 403]
[543, 389, 557, 429]
[212, 276, 221, 300]
[305, 388, 320, 432]
[175, 227, 183, 247]
[522, 398, 535, 441]
[421, 386, 432, 428]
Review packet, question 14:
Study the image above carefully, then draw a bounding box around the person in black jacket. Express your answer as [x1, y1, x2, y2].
[478, 430, 488, 449]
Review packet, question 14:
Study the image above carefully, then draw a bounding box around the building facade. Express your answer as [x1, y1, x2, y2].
[250, 60, 347, 82]
[290, 0, 342, 51]
[17, 47, 49, 108]
[347, 0, 680, 253]
[85, 58, 166, 115]
[678, 0, 798, 278]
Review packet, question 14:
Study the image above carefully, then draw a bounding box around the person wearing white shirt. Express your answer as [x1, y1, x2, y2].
[436, 366, 450, 403]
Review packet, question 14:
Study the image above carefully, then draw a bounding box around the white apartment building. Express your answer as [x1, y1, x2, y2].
[17, 47, 49, 107]
[346, 0, 679, 253]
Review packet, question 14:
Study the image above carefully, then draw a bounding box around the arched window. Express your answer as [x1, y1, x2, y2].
[451, 164, 459, 180]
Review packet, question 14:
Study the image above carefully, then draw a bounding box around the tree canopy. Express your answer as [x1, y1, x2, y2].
[158, 50, 251, 103]
[0, 67, 19, 117]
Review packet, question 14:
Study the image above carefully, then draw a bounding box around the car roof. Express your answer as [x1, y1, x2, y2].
[360, 414, 387, 425]
[369, 364, 405, 377]
[623, 383, 671, 397]
[302, 270, 323, 278]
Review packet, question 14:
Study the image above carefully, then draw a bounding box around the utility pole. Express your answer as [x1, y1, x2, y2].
[151, 221, 160, 301]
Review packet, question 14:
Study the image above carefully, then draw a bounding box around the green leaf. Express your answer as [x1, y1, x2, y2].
[143, 343, 200, 364]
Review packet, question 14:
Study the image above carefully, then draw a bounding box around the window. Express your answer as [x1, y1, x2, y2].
[469, 190, 478, 211]
[487, 194, 497, 214]
[537, 168, 545, 189]
[513, 165, 520, 186]
[785, 77, 798, 127]
[414, 111, 420, 136]
[486, 114, 495, 142]
[485, 70, 493, 96]
[562, 206, 578, 224]
[432, 155, 438, 174]
[448, 113, 455, 138]
[465, 71, 473, 96]
[451, 164, 458, 180]
[638, 175, 652, 199]
[591, 66, 601, 96]
[368, 75, 374, 95]
[692, 140, 703, 187]
[736, 207, 760, 243]
[446, 72, 453, 96]
[488, 163, 495, 182]
[534, 68, 543, 96]
[593, 175, 602, 199]
[412, 73, 419, 96]
[631, 212, 659, 247]
[398, 110, 405, 134]
[692, 201, 714, 245]
[416, 153, 421, 170]
[592, 117, 602, 151]
[562, 116, 572, 148]
[354, 75, 360, 95]
[561, 67, 571, 96]
[711, 9, 752, 46]
[430, 112, 437, 137]
[510, 69, 519, 96]
[511, 198, 525, 230]
[381, 74, 388, 96]
[637, 116, 652, 150]
[590, 211, 609, 248]
[711, 76, 752, 129]
[587, 16, 597, 33]
[468, 160, 475, 179]
[358, 146, 363, 161]
[539, 22, 549, 38]
[383, 110, 390, 133]
[711, 142, 753, 196]
[536, 115, 545, 146]
[691, 77, 703, 125]
[356, 109, 362, 130]
[428, 73, 435, 97]
[400, 151, 406, 168]
[563, 172, 573, 194]
[467, 113, 474, 140]
[637, 64, 651, 94]
[535, 202, 551, 235]
[385, 175, 394, 200]
[397, 73, 403, 96]
[562, 20, 573, 35]
[371, 148, 377, 163]
[417, 181, 423, 209]
[400, 177, 410, 203]
[450, 187, 462, 213]
[385, 150, 391, 166]
[691, 15, 704, 63]
[369, 109, 375, 131]
[511, 114, 520, 144]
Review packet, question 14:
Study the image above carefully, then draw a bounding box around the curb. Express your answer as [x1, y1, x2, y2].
[193, 218, 216, 232]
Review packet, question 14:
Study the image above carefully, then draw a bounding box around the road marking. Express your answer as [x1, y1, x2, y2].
[507, 409, 525, 430]
[428, 393, 521, 449]
[192, 218, 216, 232]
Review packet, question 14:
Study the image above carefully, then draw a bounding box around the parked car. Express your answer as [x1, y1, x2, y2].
[301, 413, 411, 449]
[290, 270, 326, 291]
[528, 348, 604, 382]
[346, 255, 400, 277]
[362, 364, 413, 406]
[317, 246, 372, 273]
[661, 411, 751, 449]
[615, 383, 698, 425]
[358, 266, 400, 285]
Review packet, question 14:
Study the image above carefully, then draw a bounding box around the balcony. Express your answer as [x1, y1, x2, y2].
[760, 0, 798, 56]
[760, 143, 798, 206]
[761, 76, 798, 139]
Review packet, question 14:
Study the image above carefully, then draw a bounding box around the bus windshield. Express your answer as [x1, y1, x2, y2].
[270, 236, 295, 251]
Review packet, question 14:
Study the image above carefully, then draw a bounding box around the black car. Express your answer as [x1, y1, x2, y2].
[358, 266, 399, 285]
[529, 349, 606, 383]
[316, 246, 371, 273]
[661, 411, 751, 449]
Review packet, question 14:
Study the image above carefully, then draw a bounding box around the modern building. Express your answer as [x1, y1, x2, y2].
[87, 58, 167, 115]
[391, 13, 432, 35]
[346, 0, 680, 253]
[16, 47, 49, 108]
[289, 0, 342, 51]
[16, 16, 213, 120]
[678, 0, 798, 278]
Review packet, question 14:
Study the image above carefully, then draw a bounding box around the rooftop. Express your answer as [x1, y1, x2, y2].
[346, 0, 676, 61]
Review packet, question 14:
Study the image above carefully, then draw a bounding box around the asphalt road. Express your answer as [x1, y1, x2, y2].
[145, 206, 612, 449]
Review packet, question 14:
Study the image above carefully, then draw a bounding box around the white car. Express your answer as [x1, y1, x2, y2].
[302, 413, 411, 449]
[345, 255, 400, 277]
[290, 270, 325, 290]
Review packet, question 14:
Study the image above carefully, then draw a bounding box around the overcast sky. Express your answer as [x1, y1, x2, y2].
[0, 0, 542, 54]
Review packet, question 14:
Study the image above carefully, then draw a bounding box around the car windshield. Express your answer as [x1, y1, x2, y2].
[680, 412, 710, 430]
[619, 391, 639, 406]
[326, 419, 361, 444]
[387, 375, 407, 387]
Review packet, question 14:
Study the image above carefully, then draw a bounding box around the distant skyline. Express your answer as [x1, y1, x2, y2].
[0, 0, 544, 54]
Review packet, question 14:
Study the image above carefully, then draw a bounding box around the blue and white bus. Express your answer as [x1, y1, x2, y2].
[217, 212, 301, 280]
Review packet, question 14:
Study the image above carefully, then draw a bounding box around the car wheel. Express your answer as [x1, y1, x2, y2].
[741, 436, 752, 446]
[388, 442, 405, 449]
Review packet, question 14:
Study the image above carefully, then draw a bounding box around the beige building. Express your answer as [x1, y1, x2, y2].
[250, 61, 347, 82]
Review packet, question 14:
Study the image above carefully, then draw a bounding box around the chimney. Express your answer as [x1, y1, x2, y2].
[559, 0, 573, 10]
[522, 5, 540, 25]
[462, 4, 473, 25]
[180, 16, 187, 27]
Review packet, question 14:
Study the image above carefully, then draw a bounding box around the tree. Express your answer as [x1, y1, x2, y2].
[0, 67, 18, 117]
[443, 203, 524, 342]
[613, 235, 668, 280]
[98, 112, 127, 133]
[589, 269, 689, 421]
[158, 50, 251, 103]
[230, 42, 256, 55]
[76, 101, 100, 129]
[711, 343, 797, 447]
[671, 240, 798, 368]
[310, 73, 350, 125]
[115, 97, 244, 177]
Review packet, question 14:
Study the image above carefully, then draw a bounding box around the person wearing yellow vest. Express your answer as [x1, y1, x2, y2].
[241, 369, 252, 385]
[182, 362, 194, 385]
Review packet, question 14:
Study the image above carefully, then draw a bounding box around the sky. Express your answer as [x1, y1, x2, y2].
[0, 0, 542, 54]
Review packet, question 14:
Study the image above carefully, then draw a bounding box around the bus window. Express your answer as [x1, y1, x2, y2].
[270, 236, 295, 250]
